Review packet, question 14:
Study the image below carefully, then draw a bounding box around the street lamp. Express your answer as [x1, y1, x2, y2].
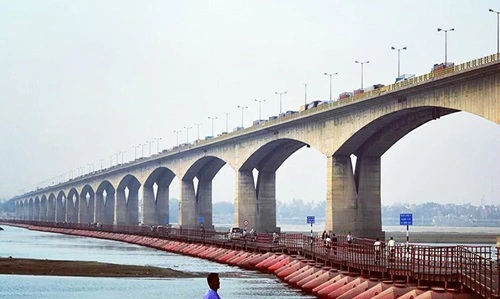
[254, 99, 266, 122]
[133, 145, 140, 160]
[194, 123, 202, 140]
[225, 113, 229, 132]
[391, 46, 407, 77]
[120, 151, 126, 164]
[154, 137, 162, 153]
[184, 126, 192, 143]
[323, 72, 338, 101]
[237, 105, 248, 128]
[173, 130, 181, 146]
[114, 152, 120, 165]
[274, 91, 287, 114]
[141, 143, 147, 157]
[489, 9, 500, 54]
[354, 60, 369, 90]
[147, 140, 154, 156]
[208, 116, 218, 137]
[437, 28, 454, 65]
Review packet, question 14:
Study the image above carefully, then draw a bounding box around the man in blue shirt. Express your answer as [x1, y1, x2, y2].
[203, 273, 221, 299]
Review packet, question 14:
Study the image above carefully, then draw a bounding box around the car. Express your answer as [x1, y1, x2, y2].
[228, 227, 243, 239]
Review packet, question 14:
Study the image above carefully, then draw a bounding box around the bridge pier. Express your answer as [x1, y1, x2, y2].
[142, 183, 170, 226]
[235, 171, 258, 231]
[256, 171, 277, 233]
[47, 198, 55, 222]
[55, 195, 65, 223]
[197, 179, 213, 229]
[326, 155, 384, 239]
[115, 191, 126, 224]
[66, 197, 76, 223]
[125, 189, 139, 225]
[179, 180, 197, 227]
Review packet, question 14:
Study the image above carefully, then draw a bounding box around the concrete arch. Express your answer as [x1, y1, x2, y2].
[79, 185, 95, 224]
[40, 195, 48, 221]
[56, 191, 66, 222]
[235, 138, 310, 232]
[34, 196, 40, 221]
[116, 175, 141, 225]
[28, 198, 33, 220]
[95, 180, 116, 225]
[179, 157, 229, 228]
[143, 167, 176, 225]
[67, 188, 79, 223]
[47, 193, 56, 222]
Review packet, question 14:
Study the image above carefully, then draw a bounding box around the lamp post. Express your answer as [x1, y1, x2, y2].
[194, 123, 202, 140]
[489, 9, 500, 54]
[323, 72, 338, 102]
[114, 152, 120, 165]
[141, 143, 147, 157]
[99, 159, 104, 170]
[437, 28, 454, 65]
[173, 130, 181, 146]
[208, 116, 217, 137]
[120, 151, 126, 164]
[225, 113, 229, 132]
[354, 60, 369, 90]
[154, 137, 162, 153]
[184, 126, 192, 143]
[133, 145, 140, 160]
[391, 46, 407, 77]
[87, 163, 93, 173]
[254, 99, 265, 122]
[147, 140, 154, 156]
[237, 105, 248, 128]
[274, 91, 287, 114]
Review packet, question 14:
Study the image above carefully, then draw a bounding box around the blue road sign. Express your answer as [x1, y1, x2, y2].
[198, 216, 205, 224]
[400, 213, 413, 225]
[306, 216, 315, 224]
[164, 217, 169, 224]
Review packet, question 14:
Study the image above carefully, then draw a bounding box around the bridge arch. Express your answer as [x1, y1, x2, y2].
[96, 180, 116, 225]
[116, 175, 141, 225]
[67, 188, 79, 223]
[40, 195, 48, 221]
[33, 196, 40, 221]
[79, 185, 95, 223]
[47, 193, 56, 222]
[56, 191, 66, 222]
[236, 138, 309, 232]
[180, 156, 229, 228]
[143, 167, 176, 226]
[28, 198, 34, 220]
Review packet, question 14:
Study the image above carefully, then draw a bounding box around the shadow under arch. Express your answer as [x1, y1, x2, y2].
[47, 193, 56, 222]
[33, 196, 40, 221]
[28, 197, 34, 220]
[143, 167, 176, 226]
[329, 106, 459, 237]
[116, 174, 141, 225]
[179, 156, 229, 228]
[95, 180, 116, 225]
[237, 138, 309, 232]
[67, 188, 79, 223]
[79, 185, 95, 224]
[40, 195, 48, 221]
[56, 191, 66, 222]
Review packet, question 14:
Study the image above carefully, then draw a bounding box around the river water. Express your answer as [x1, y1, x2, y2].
[0, 225, 315, 299]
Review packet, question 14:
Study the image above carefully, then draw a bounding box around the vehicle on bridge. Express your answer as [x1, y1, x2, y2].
[432, 62, 454, 71]
[339, 91, 353, 99]
[395, 74, 415, 83]
[228, 227, 243, 240]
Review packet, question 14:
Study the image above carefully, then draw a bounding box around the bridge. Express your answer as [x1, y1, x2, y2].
[9, 53, 500, 238]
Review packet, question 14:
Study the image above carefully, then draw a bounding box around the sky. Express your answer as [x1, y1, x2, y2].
[0, 0, 499, 207]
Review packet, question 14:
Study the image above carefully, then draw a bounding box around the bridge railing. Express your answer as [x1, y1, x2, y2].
[2, 219, 498, 297]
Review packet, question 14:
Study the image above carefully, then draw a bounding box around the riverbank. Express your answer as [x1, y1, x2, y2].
[384, 231, 499, 244]
[0, 257, 198, 278]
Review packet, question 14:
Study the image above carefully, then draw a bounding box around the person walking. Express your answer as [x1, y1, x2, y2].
[203, 273, 221, 299]
[374, 238, 382, 265]
[387, 237, 396, 261]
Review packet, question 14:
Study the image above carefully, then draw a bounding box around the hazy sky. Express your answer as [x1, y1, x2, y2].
[1, 1, 499, 206]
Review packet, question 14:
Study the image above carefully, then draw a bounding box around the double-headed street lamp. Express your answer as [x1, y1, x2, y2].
[355, 60, 369, 90]
[133, 145, 140, 160]
[323, 72, 338, 101]
[173, 130, 181, 146]
[437, 28, 454, 65]
[194, 123, 202, 140]
[489, 9, 500, 54]
[304, 83, 308, 105]
[237, 105, 248, 128]
[154, 137, 162, 153]
[254, 99, 265, 122]
[208, 116, 218, 136]
[274, 91, 287, 114]
[184, 126, 192, 143]
[391, 46, 407, 77]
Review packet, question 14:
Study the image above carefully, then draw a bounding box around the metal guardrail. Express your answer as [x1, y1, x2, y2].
[2, 219, 498, 298]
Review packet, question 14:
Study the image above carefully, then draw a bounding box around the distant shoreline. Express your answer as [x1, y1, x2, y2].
[384, 231, 499, 245]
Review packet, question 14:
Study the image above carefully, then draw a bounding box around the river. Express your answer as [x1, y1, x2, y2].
[0, 225, 315, 299]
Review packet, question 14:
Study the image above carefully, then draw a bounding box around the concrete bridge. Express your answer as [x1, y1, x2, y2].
[11, 53, 500, 238]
